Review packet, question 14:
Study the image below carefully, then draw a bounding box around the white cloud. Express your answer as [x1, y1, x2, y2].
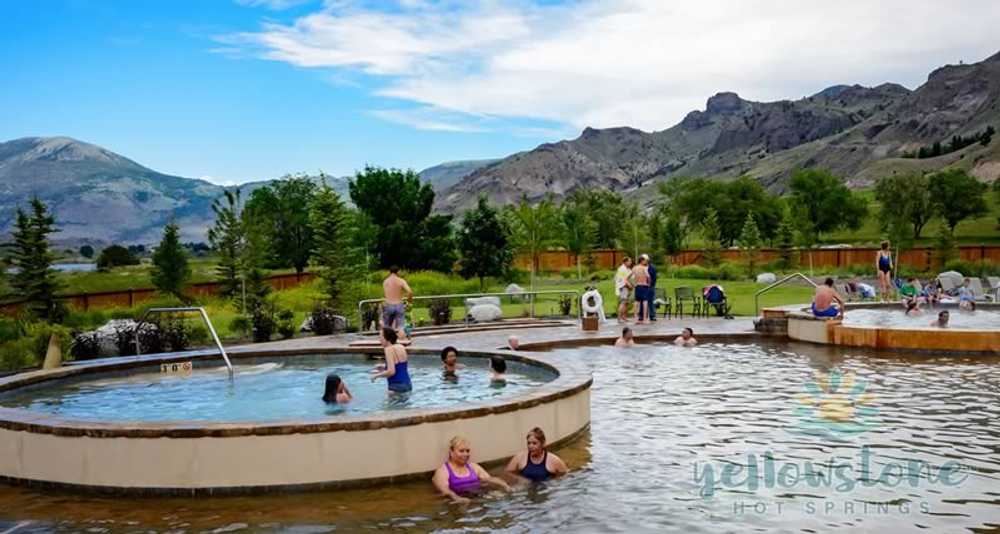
[225, 0, 1000, 133]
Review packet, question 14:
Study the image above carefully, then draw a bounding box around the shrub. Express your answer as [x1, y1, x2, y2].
[0, 322, 72, 372]
[716, 262, 744, 281]
[188, 324, 209, 346]
[672, 265, 711, 280]
[311, 306, 339, 336]
[276, 309, 296, 340]
[250, 302, 275, 343]
[428, 298, 452, 326]
[942, 260, 1000, 278]
[558, 294, 573, 316]
[158, 315, 191, 351]
[70, 331, 101, 360]
[229, 316, 251, 338]
[96, 244, 140, 270]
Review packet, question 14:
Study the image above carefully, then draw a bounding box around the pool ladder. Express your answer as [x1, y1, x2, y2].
[135, 307, 234, 379]
[754, 273, 818, 316]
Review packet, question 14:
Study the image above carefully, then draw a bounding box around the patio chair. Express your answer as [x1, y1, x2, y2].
[703, 285, 732, 318]
[654, 287, 672, 320]
[968, 278, 989, 301]
[674, 286, 698, 318]
[937, 275, 961, 296]
[988, 277, 1000, 300]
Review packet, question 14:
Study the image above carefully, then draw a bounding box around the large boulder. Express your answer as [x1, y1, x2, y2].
[467, 304, 503, 322]
[505, 283, 525, 298]
[76, 319, 159, 357]
[465, 296, 501, 308]
[299, 314, 347, 334]
[756, 272, 777, 284]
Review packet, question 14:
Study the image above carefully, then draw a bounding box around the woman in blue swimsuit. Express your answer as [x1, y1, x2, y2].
[371, 327, 411, 393]
[505, 427, 569, 482]
[876, 240, 893, 302]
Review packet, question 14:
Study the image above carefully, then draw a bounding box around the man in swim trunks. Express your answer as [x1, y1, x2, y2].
[812, 278, 845, 318]
[382, 266, 413, 332]
[614, 257, 634, 323]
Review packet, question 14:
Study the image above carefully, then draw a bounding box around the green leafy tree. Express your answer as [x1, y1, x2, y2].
[934, 220, 958, 267]
[309, 185, 358, 311]
[560, 200, 597, 279]
[661, 211, 685, 269]
[10, 198, 63, 321]
[874, 173, 934, 239]
[79, 245, 94, 259]
[348, 166, 455, 271]
[661, 176, 783, 246]
[207, 190, 244, 299]
[788, 169, 868, 242]
[506, 196, 560, 289]
[701, 207, 723, 266]
[96, 244, 140, 270]
[150, 221, 191, 300]
[243, 174, 317, 274]
[738, 212, 762, 277]
[564, 189, 629, 249]
[994, 179, 1000, 229]
[457, 196, 513, 290]
[928, 169, 989, 232]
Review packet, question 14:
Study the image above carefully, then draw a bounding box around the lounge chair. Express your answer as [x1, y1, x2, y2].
[937, 275, 962, 296]
[987, 277, 1000, 300]
[968, 278, 990, 301]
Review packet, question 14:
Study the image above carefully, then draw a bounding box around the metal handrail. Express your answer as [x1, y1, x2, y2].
[135, 307, 234, 379]
[754, 273, 818, 316]
[358, 289, 581, 330]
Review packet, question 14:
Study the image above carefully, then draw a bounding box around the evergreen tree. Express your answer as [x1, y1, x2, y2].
[775, 208, 797, 269]
[240, 209, 272, 313]
[701, 207, 723, 266]
[207, 190, 244, 299]
[738, 212, 762, 277]
[457, 196, 513, 289]
[309, 185, 357, 311]
[151, 221, 191, 300]
[10, 198, 62, 321]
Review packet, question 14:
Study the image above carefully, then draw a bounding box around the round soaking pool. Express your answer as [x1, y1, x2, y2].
[0, 354, 554, 423]
[0, 348, 591, 494]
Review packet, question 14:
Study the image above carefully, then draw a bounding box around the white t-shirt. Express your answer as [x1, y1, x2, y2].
[615, 265, 632, 291]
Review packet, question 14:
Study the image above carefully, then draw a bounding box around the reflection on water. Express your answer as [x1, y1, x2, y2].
[1, 340, 999, 532]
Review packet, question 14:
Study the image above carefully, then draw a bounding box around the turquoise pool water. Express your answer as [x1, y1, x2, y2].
[0, 354, 554, 422]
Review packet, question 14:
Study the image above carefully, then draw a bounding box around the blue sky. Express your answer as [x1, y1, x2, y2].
[3, 1, 999, 185]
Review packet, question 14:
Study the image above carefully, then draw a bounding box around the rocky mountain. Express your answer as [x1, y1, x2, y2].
[0, 138, 493, 246]
[0, 137, 224, 246]
[436, 51, 1000, 211]
[418, 159, 501, 191]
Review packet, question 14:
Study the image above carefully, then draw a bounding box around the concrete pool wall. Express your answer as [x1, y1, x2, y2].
[0, 348, 591, 495]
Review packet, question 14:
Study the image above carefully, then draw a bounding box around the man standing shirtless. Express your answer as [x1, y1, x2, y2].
[382, 266, 413, 331]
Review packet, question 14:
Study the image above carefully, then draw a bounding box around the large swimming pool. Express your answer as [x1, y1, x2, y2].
[0, 354, 554, 422]
[1, 340, 999, 532]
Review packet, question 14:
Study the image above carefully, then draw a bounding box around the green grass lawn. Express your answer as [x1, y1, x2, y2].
[51, 258, 298, 295]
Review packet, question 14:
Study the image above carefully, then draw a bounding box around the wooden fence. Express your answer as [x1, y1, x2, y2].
[0, 272, 315, 316]
[514, 246, 1000, 272]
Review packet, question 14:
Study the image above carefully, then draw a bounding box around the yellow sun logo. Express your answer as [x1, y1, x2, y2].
[792, 369, 878, 437]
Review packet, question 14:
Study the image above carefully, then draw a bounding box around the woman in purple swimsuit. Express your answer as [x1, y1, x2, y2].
[432, 436, 511, 503]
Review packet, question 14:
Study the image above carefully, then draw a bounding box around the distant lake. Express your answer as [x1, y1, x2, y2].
[5, 263, 97, 274]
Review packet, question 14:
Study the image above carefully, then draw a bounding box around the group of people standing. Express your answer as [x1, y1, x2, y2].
[614, 254, 658, 324]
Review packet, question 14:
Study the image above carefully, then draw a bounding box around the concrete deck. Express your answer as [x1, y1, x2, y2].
[224, 316, 759, 355]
